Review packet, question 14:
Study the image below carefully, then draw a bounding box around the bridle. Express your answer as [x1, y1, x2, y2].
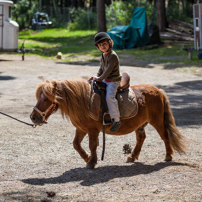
[33, 102, 57, 125]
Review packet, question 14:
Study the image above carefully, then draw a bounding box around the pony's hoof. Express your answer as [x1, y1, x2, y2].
[165, 156, 172, 161]
[126, 156, 134, 163]
[86, 162, 95, 169]
[84, 155, 90, 163]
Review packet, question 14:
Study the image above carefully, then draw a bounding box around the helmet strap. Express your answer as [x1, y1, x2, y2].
[106, 46, 111, 53]
[106, 39, 112, 53]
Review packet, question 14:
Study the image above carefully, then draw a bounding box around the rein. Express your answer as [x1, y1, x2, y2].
[91, 80, 108, 161]
[0, 111, 35, 127]
[101, 125, 106, 161]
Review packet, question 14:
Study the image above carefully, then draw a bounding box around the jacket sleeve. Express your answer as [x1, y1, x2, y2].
[97, 54, 118, 81]
[97, 56, 104, 77]
[97, 65, 103, 77]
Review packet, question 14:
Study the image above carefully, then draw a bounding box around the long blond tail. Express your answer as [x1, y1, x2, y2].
[160, 89, 187, 154]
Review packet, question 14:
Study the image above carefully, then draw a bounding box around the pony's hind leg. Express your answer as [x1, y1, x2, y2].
[73, 129, 89, 163]
[151, 121, 173, 161]
[126, 124, 147, 163]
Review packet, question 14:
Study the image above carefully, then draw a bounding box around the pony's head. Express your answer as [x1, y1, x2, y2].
[30, 80, 59, 126]
[30, 79, 91, 126]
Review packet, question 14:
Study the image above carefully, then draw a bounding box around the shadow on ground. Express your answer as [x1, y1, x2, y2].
[55, 55, 202, 69]
[55, 61, 100, 66]
[0, 75, 16, 80]
[0, 59, 13, 62]
[22, 162, 188, 187]
[157, 79, 202, 127]
[0, 72, 16, 81]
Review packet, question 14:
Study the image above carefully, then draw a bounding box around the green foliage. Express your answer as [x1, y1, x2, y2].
[51, 17, 68, 28]
[18, 28, 202, 71]
[145, 4, 157, 24]
[106, 0, 157, 30]
[12, 0, 194, 31]
[67, 8, 97, 30]
[106, 0, 193, 30]
[106, 1, 138, 29]
[167, 0, 193, 24]
[12, 0, 37, 30]
[19, 29, 96, 57]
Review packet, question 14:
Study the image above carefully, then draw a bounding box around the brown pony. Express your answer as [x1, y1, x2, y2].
[30, 78, 187, 169]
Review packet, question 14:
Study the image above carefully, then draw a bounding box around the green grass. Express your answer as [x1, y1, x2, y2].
[18, 28, 202, 70]
[177, 67, 202, 74]
[19, 29, 97, 58]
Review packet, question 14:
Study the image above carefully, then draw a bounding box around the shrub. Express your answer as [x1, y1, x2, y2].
[106, 0, 193, 30]
[12, 0, 37, 30]
[106, 0, 157, 30]
[167, 1, 193, 24]
[67, 8, 97, 31]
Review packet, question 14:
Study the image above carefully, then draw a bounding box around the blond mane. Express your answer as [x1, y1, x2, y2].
[36, 79, 91, 124]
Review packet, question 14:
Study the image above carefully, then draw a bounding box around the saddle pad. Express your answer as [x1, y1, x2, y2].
[89, 87, 138, 122]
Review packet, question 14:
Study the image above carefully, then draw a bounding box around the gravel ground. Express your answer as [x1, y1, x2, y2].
[0, 54, 202, 202]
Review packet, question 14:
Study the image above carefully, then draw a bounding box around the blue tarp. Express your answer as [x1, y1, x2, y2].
[107, 7, 150, 49]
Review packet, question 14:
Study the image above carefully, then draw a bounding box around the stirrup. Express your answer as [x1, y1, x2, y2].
[103, 112, 113, 125]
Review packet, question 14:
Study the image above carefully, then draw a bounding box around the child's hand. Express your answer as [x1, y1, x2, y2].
[89, 76, 99, 81]
[93, 76, 99, 81]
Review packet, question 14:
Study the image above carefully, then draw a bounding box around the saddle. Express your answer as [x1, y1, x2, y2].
[90, 72, 138, 125]
[93, 72, 130, 93]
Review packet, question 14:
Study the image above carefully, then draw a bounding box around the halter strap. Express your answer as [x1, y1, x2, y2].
[33, 102, 57, 123]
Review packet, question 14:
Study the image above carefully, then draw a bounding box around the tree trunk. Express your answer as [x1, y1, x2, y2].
[156, 0, 166, 32]
[53, 0, 58, 16]
[97, 0, 107, 32]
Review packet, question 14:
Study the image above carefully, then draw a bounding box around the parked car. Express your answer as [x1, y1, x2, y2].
[32, 12, 52, 30]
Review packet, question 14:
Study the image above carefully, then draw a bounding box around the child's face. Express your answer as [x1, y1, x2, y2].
[97, 40, 110, 53]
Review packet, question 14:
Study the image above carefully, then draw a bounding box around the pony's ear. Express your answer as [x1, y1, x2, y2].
[51, 80, 57, 88]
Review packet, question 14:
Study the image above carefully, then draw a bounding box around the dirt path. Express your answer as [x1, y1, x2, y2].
[0, 54, 202, 202]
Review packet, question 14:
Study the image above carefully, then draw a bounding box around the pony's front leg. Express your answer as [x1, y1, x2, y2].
[127, 126, 146, 163]
[73, 129, 90, 163]
[86, 129, 99, 169]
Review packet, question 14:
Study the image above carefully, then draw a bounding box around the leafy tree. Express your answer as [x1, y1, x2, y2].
[167, 0, 193, 24]
[68, 8, 97, 30]
[106, 0, 157, 30]
[13, 0, 37, 30]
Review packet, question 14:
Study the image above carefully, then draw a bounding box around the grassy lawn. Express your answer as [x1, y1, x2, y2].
[18, 28, 202, 72]
[19, 29, 98, 58]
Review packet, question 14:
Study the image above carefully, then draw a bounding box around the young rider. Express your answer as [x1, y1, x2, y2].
[89, 32, 122, 133]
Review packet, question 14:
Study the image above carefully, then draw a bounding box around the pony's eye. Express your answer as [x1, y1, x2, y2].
[44, 98, 49, 102]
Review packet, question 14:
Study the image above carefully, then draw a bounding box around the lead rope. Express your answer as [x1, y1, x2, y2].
[0, 111, 35, 127]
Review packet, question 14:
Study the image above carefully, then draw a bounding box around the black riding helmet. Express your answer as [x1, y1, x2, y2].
[94, 32, 111, 46]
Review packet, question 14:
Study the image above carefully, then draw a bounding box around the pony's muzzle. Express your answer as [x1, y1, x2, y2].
[30, 112, 43, 125]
